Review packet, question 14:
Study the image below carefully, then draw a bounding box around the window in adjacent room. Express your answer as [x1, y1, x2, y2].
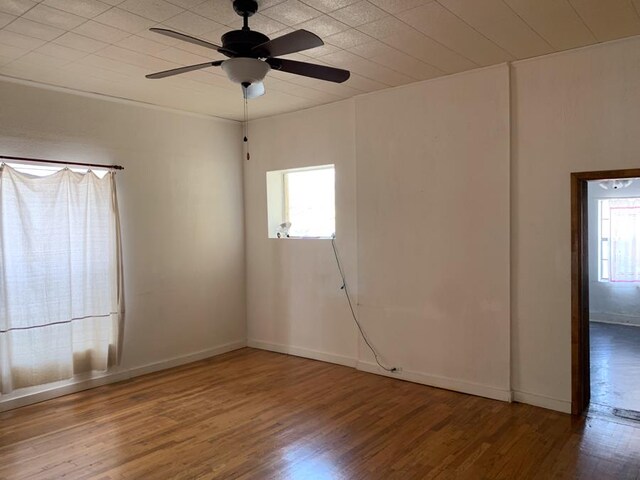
[266, 164, 335, 239]
[598, 197, 640, 282]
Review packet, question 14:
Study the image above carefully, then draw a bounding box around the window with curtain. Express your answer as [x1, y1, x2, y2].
[0, 163, 123, 395]
[598, 197, 640, 282]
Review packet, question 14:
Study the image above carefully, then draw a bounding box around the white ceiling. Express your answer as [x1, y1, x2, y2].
[1, 0, 640, 121]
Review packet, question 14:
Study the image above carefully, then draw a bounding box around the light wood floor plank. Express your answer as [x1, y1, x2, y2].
[1, 348, 639, 479]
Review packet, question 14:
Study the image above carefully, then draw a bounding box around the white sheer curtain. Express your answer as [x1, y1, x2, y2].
[0, 164, 123, 395]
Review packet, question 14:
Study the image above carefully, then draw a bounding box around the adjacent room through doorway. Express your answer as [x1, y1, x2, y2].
[588, 178, 640, 413]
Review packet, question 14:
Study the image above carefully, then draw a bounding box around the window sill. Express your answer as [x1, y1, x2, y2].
[269, 236, 334, 240]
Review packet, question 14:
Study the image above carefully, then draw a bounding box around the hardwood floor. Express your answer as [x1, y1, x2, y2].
[1, 348, 639, 480]
[591, 322, 640, 411]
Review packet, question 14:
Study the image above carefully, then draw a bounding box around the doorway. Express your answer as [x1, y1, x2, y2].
[572, 169, 640, 416]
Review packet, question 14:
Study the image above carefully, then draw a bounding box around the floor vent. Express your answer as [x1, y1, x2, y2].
[612, 408, 640, 422]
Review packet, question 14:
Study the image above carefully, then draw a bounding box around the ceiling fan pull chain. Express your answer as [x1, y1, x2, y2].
[244, 95, 250, 161]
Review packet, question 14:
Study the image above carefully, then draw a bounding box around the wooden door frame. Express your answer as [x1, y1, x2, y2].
[571, 168, 640, 415]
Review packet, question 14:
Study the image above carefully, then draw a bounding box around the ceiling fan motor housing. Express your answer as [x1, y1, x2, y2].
[233, 0, 258, 17]
[221, 30, 270, 57]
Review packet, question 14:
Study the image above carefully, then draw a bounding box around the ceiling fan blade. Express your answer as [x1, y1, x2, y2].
[242, 81, 265, 99]
[149, 28, 227, 53]
[252, 30, 323, 58]
[266, 58, 350, 83]
[146, 60, 223, 79]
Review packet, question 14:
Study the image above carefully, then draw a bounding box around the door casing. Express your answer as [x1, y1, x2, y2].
[570, 168, 640, 415]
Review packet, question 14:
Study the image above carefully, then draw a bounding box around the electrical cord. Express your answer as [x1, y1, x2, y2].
[331, 236, 397, 373]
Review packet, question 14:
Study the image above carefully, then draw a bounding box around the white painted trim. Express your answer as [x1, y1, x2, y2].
[0, 74, 239, 124]
[512, 34, 640, 67]
[512, 390, 571, 414]
[125, 340, 246, 377]
[248, 340, 512, 403]
[354, 63, 509, 101]
[247, 339, 358, 368]
[1, 338, 571, 415]
[357, 360, 513, 402]
[590, 316, 640, 327]
[4, 35, 638, 125]
[0, 340, 246, 412]
[250, 97, 355, 124]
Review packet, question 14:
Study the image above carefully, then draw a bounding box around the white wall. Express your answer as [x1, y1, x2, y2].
[245, 67, 512, 401]
[511, 36, 640, 412]
[244, 101, 360, 365]
[355, 65, 511, 400]
[6, 33, 640, 414]
[587, 180, 640, 326]
[246, 35, 640, 413]
[0, 79, 246, 408]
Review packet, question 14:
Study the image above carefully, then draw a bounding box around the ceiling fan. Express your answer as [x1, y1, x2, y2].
[145, 0, 351, 99]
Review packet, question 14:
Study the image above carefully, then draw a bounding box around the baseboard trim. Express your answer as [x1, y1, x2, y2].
[247, 339, 358, 368]
[0, 340, 246, 412]
[248, 341, 511, 403]
[2, 340, 570, 414]
[512, 390, 571, 414]
[356, 360, 513, 402]
[125, 340, 247, 378]
[590, 318, 640, 328]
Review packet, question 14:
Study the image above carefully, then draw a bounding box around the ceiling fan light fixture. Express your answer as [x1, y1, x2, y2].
[598, 179, 634, 190]
[243, 81, 265, 99]
[222, 57, 270, 85]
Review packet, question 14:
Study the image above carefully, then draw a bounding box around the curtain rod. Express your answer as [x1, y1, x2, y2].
[0, 155, 124, 170]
